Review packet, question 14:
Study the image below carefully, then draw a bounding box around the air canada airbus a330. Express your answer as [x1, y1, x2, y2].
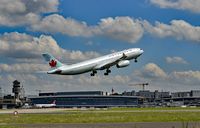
[42, 48, 144, 76]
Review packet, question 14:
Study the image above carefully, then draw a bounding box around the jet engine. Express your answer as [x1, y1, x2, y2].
[116, 60, 130, 68]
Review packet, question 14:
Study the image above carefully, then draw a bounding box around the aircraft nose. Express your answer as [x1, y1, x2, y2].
[140, 49, 144, 54]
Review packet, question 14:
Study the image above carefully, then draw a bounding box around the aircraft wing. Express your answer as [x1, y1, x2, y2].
[94, 53, 127, 70]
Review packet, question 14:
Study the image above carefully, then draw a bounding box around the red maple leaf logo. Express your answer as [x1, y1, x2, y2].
[49, 59, 57, 68]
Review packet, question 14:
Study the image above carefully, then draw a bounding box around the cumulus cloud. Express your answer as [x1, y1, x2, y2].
[0, 63, 48, 73]
[142, 20, 200, 42]
[3, 63, 200, 94]
[0, 0, 59, 26]
[31, 16, 144, 43]
[0, 32, 64, 59]
[0, 32, 100, 61]
[172, 70, 200, 81]
[1, 0, 200, 44]
[78, 75, 131, 86]
[98, 17, 144, 43]
[1, 61, 199, 94]
[150, 0, 200, 13]
[135, 63, 200, 81]
[31, 15, 200, 43]
[31, 14, 98, 37]
[0, 0, 144, 43]
[166, 56, 188, 64]
[133, 63, 200, 89]
[167, 70, 200, 87]
[0, 66, 131, 94]
[135, 63, 167, 79]
[0, 31, 130, 93]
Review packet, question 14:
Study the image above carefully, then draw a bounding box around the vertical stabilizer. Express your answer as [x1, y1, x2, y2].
[42, 53, 64, 68]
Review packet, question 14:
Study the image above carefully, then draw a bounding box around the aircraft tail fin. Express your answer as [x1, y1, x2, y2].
[42, 53, 64, 68]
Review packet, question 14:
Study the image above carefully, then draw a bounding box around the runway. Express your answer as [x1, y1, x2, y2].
[0, 108, 67, 114]
[1, 108, 200, 114]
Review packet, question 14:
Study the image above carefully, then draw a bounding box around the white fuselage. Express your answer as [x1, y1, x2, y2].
[48, 48, 143, 75]
[35, 103, 56, 108]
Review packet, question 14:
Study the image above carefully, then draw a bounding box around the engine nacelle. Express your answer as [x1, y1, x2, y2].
[116, 60, 130, 68]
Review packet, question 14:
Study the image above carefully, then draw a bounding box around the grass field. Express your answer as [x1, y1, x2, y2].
[108, 107, 200, 111]
[0, 107, 199, 124]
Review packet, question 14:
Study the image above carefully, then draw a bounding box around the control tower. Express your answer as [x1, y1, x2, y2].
[12, 80, 21, 100]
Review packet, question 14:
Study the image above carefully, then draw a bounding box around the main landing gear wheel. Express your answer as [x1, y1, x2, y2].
[104, 69, 111, 76]
[90, 70, 97, 76]
[107, 69, 111, 73]
[104, 72, 109, 75]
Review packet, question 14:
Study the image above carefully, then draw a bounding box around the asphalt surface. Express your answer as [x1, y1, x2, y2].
[8, 122, 200, 128]
[1, 108, 200, 114]
[0, 108, 67, 114]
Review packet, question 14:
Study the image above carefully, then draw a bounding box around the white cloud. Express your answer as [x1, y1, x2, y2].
[172, 70, 200, 81]
[0, 32, 100, 61]
[31, 14, 98, 37]
[31, 15, 200, 43]
[0, 32, 110, 94]
[145, 63, 167, 78]
[21, 0, 59, 13]
[0, 31, 130, 93]
[0, 67, 131, 94]
[142, 20, 200, 42]
[1, 61, 200, 94]
[98, 17, 144, 43]
[136, 63, 168, 79]
[0, 32, 64, 59]
[0, 0, 200, 44]
[133, 63, 200, 91]
[167, 70, 200, 87]
[166, 56, 188, 64]
[78, 75, 131, 85]
[150, 0, 200, 13]
[0, 0, 59, 26]
[0, 0, 199, 44]
[31, 15, 144, 43]
[0, 63, 48, 73]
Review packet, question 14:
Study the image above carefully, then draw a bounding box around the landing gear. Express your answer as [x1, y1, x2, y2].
[107, 69, 111, 73]
[135, 59, 138, 63]
[90, 70, 97, 76]
[90, 69, 111, 76]
[104, 69, 111, 76]
[104, 72, 109, 75]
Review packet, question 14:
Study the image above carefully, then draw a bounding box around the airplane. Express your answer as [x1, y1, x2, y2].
[42, 48, 144, 76]
[35, 100, 56, 108]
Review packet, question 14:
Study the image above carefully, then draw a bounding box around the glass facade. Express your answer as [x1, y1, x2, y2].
[30, 95, 140, 107]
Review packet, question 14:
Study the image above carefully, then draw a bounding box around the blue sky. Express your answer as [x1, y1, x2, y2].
[0, 0, 200, 94]
[58, 0, 200, 71]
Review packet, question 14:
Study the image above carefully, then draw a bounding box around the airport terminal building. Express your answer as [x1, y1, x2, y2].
[29, 91, 142, 108]
[2, 80, 200, 109]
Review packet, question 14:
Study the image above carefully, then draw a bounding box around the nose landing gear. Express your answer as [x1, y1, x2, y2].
[135, 58, 138, 63]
